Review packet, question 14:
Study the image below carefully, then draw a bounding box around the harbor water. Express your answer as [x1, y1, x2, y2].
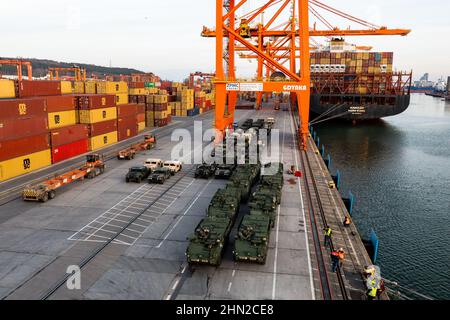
[314, 94, 450, 300]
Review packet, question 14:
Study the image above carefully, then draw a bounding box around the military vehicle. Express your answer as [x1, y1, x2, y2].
[126, 166, 151, 183]
[186, 216, 233, 266]
[214, 164, 236, 179]
[239, 119, 254, 131]
[148, 167, 172, 184]
[233, 214, 271, 264]
[208, 187, 241, 219]
[229, 164, 261, 200]
[195, 163, 217, 179]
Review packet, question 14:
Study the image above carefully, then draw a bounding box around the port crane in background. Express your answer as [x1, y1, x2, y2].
[203, 1, 411, 149]
[207, 0, 312, 149]
[48, 66, 87, 81]
[0, 59, 33, 81]
[189, 72, 216, 88]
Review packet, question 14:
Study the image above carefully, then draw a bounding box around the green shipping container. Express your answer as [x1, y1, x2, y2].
[144, 82, 155, 88]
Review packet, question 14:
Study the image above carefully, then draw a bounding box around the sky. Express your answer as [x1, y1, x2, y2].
[1, 0, 449, 81]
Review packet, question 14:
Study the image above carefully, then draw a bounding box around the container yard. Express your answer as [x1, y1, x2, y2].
[0, 0, 447, 312]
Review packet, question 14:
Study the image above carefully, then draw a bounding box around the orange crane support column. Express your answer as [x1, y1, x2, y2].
[228, 0, 237, 121]
[297, 0, 311, 150]
[215, 0, 228, 135]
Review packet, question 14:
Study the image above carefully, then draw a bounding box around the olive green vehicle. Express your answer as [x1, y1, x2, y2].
[233, 214, 271, 264]
[186, 216, 233, 266]
[208, 187, 241, 219]
[229, 164, 261, 200]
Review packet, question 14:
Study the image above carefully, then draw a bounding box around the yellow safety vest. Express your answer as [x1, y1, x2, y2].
[325, 228, 332, 237]
[368, 288, 378, 297]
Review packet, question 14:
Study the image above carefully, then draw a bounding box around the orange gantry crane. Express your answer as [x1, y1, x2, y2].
[189, 72, 216, 88]
[48, 66, 87, 81]
[0, 59, 33, 81]
[203, 0, 411, 149]
[208, 0, 312, 149]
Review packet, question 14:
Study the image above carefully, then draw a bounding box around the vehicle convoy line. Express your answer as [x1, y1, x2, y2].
[300, 144, 349, 300]
[35, 167, 197, 300]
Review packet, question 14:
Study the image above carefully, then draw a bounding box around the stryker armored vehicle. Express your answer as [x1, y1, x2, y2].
[126, 166, 151, 183]
[214, 164, 236, 179]
[186, 216, 233, 266]
[195, 163, 217, 179]
[233, 214, 271, 264]
[208, 188, 241, 219]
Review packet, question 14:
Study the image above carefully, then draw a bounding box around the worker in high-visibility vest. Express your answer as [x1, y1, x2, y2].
[324, 227, 332, 247]
[367, 287, 378, 300]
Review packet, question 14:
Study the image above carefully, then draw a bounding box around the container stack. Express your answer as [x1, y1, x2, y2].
[145, 94, 171, 128]
[310, 51, 395, 94]
[76, 94, 118, 151]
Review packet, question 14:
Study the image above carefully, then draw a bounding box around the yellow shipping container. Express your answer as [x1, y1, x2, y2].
[129, 88, 147, 95]
[0, 79, 16, 98]
[154, 95, 168, 104]
[154, 111, 168, 119]
[97, 81, 128, 94]
[48, 110, 77, 129]
[85, 81, 97, 94]
[138, 121, 146, 132]
[89, 131, 118, 151]
[74, 81, 85, 94]
[61, 81, 73, 94]
[0, 149, 52, 182]
[79, 107, 117, 124]
[116, 93, 129, 105]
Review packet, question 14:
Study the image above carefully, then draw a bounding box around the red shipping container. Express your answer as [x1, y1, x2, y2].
[52, 139, 89, 164]
[117, 104, 138, 118]
[0, 98, 47, 119]
[50, 124, 89, 148]
[153, 103, 168, 112]
[129, 82, 145, 88]
[117, 116, 138, 142]
[76, 94, 116, 110]
[0, 116, 48, 141]
[136, 113, 145, 123]
[88, 119, 117, 137]
[137, 104, 145, 114]
[0, 133, 50, 162]
[18, 80, 62, 97]
[45, 95, 75, 112]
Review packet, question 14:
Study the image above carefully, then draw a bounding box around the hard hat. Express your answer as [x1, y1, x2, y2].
[339, 248, 344, 252]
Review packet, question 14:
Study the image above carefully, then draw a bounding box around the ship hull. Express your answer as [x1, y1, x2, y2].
[310, 94, 411, 121]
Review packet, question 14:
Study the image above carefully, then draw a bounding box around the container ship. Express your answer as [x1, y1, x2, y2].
[310, 39, 412, 121]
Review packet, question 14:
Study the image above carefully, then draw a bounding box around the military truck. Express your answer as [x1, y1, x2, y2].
[148, 167, 172, 184]
[195, 163, 217, 179]
[186, 216, 233, 266]
[214, 164, 236, 179]
[233, 214, 271, 264]
[126, 166, 151, 183]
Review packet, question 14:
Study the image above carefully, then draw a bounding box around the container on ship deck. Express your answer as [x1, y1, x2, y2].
[48, 110, 77, 129]
[129, 82, 145, 89]
[17, 80, 62, 97]
[117, 104, 138, 118]
[61, 81, 73, 94]
[87, 119, 117, 137]
[96, 81, 128, 94]
[52, 139, 89, 164]
[78, 107, 117, 124]
[76, 94, 116, 110]
[45, 95, 75, 112]
[0, 134, 50, 163]
[0, 116, 48, 141]
[50, 124, 89, 148]
[89, 131, 118, 151]
[0, 98, 47, 119]
[0, 149, 52, 182]
[74, 81, 85, 94]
